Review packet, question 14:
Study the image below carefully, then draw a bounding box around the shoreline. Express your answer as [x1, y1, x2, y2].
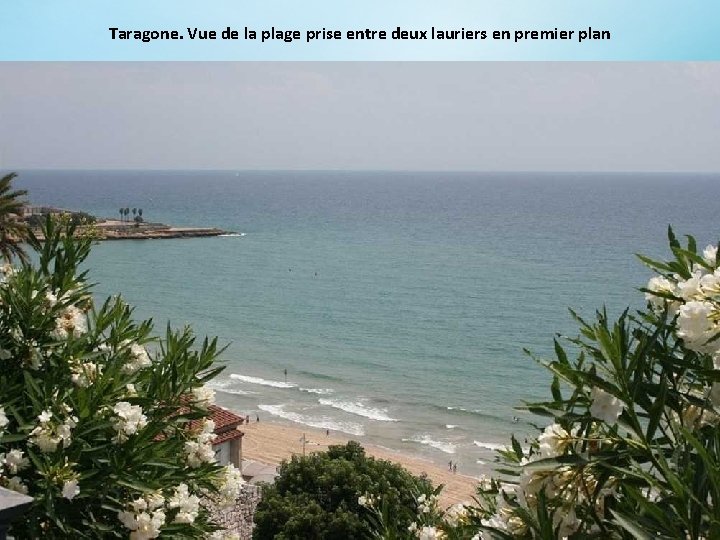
[239, 420, 480, 507]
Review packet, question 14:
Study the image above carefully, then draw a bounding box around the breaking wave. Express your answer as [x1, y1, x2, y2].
[300, 387, 334, 395]
[230, 373, 296, 389]
[258, 404, 364, 436]
[318, 398, 398, 422]
[403, 435, 456, 454]
[473, 441, 508, 451]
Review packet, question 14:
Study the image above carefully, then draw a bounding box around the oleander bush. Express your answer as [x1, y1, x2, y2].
[0, 217, 243, 538]
[370, 228, 720, 539]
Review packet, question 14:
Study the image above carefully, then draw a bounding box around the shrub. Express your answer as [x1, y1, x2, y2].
[373, 229, 720, 539]
[253, 441, 433, 539]
[0, 217, 243, 538]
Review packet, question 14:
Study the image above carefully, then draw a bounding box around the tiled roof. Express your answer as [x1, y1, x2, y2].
[213, 428, 244, 445]
[208, 405, 245, 433]
[183, 404, 246, 445]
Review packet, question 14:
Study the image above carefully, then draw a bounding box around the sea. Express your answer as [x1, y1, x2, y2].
[12, 170, 720, 477]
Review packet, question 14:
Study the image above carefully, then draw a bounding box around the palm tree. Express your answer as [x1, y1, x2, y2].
[0, 172, 30, 262]
[132, 208, 137, 219]
[124, 208, 130, 221]
[119, 208, 124, 221]
[138, 208, 143, 219]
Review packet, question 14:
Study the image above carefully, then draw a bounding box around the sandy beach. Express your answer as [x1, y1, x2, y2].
[240, 421, 480, 507]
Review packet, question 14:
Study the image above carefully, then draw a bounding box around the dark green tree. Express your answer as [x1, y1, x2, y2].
[0, 172, 30, 262]
[253, 441, 432, 540]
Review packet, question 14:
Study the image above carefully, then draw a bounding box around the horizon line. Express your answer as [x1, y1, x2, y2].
[3, 167, 720, 175]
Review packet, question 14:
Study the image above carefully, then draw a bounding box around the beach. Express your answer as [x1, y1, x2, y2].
[240, 420, 480, 507]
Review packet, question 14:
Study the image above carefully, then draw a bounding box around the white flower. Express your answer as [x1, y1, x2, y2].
[677, 300, 719, 354]
[677, 272, 704, 301]
[62, 479, 80, 500]
[645, 276, 678, 312]
[417, 526, 443, 540]
[167, 483, 200, 524]
[29, 425, 61, 452]
[122, 342, 152, 374]
[70, 361, 102, 387]
[52, 304, 88, 340]
[537, 423, 575, 458]
[704, 244, 718, 267]
[113, 402, 147, 442]
[6, 476, 28, 495]
[700, 270, 720, 295]
[3, 449, 29, 474]
[358, 495, 368, 507]
[0, 406, 8, 432]
[145, 492, 164, 510]
[126, 383, 138, 396]
[191, 385, 215, 407]
[416, 492, 436, 514]
[213, 464, 245, 507]
[444, 503, 468, 526]
[589, 387, 624, 424]
[38, 410, 52, 423]
[208, 532, 240, 540]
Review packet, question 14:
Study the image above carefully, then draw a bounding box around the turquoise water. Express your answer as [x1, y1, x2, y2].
[14, 170, 720, 475]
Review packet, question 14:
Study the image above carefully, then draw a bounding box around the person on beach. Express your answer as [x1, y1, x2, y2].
[326, 429, 329, 436]
[448, 460, 452, 471]
[453, 463, 457, 474]
[245, 415, 249, 424]
[256, 415, 260, 422]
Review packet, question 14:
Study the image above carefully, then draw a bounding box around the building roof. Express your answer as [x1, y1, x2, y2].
[186, 404, 245, 445]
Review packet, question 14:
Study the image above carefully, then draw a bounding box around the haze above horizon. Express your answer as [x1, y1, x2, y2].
[1, 63, 718, 172]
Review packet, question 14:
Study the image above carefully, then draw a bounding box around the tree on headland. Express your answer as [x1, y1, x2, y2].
[132, 207, 137, 218]
[119, 207, 124, 222]
[0, 172, 30, 263]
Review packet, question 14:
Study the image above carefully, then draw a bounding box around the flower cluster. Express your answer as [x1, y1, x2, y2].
[0, 448, 30, 495]
[0, 406, 8, 433]
[211, 464, 245, 508]
[112, 402, 148, 442]
[29, 409, 78, 453]
[0, 209, 234, 537]
[184, 418, 216, 467]
[191, 385, 216, 408]
[645, 243, 720, 357]
[121, 341, 152, 374]
[50, 301, 88, 341]
[69, 357, 103, 387]
[118, 493, 167, 540]
[167, 483, 201, 524]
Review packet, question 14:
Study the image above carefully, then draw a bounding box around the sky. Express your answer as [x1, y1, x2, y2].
[0, 62, 718, 172]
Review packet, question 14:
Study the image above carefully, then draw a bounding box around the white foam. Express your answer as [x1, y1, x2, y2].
[207, 379, 258, 395]
[445, 424, 458, 429]
[230, 373, 296, 389]
[258, 404, 364, 437]
[403, 435, 456, 454]
[300, 387, 334, 395]
[473, 441, 507, 451]
[219, 233, 246, 237]
[318, 398, 397, 422]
